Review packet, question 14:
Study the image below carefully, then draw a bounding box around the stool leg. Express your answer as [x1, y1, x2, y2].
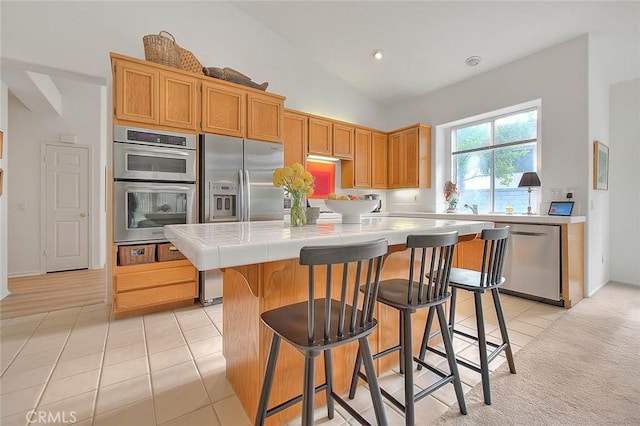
[417, 306, 436, 370]
[492, 289, 516, 374]
[436, 304, 467, 415]
[324, 349, 335, 419]
[473, 292, 492, 405]
[302, 355, 316, 426]
[448, 287, 458, 335]
[402, 311, 415, 426]
[399, 310, 405, 374]
[358, 337, 388, 426]
[255, 334, 281, 426]
[348, 346, 363, 399]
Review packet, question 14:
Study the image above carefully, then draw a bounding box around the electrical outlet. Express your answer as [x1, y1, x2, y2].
[413, 195, 417, 202]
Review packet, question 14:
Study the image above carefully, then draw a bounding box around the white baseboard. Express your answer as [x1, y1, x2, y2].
[8, 270, 43, 279]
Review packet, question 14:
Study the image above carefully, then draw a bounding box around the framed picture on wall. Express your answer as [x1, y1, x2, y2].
[593, 140, 609, 190]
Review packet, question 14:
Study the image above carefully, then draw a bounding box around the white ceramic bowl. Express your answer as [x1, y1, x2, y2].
[324, 199, 379, 224]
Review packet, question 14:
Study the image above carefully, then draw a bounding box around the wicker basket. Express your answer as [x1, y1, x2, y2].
[179, 47, 204, 75]
[143, 31, 180, 69]
[157, 243, 186, 262]
[118, 244, 156, 266]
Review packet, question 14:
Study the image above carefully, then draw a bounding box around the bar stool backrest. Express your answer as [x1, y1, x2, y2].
[406, 231, 458, 305]
[299, 238, 388, 345]
[477, 226, 510, 287]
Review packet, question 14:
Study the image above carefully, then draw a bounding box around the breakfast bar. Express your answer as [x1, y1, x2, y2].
[165, 217, 492, 424]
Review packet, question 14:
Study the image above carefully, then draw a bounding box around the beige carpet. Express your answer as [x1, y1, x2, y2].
[435, 281, 640, 425]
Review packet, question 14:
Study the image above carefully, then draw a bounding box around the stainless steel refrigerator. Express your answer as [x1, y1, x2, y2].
[198, 134, 284, 305]
[200, 134, 284, 223]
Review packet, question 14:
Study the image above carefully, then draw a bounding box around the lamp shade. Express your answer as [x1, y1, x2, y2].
[518, 171, 541, 188]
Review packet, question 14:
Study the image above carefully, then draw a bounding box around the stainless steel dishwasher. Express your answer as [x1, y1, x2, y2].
[499, 223, 562, 306]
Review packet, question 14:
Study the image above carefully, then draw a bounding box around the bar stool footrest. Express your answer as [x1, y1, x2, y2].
[265, 382, 329, 418]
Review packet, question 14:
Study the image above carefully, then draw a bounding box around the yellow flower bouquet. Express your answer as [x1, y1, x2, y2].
[273, 162, 315, 226]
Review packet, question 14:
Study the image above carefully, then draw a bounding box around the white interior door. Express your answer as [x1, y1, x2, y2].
[46, 144, 90, 272]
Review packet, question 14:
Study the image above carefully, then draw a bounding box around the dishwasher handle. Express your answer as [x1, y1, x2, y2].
[510, 230, 547, 237]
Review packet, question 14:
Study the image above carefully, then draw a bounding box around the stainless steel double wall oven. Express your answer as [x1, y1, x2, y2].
[113, 125, 197, 243]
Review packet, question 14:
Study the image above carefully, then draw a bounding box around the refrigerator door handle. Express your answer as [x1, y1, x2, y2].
[238, 169, 246, 222]
[208, 181, 213, 222]
[245, 170, 251, 221]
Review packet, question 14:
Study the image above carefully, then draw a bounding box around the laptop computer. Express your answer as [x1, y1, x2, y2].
[548, 201, 574, 216]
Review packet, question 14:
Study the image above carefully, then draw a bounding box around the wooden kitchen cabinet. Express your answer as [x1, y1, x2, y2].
[112, 245, 198, 319]
[308, 116, 333, 156]
[113, 55, 198, 131]
[160, 71, 199, 130]
[333, 123, 354, 159]
[201, 81, 246, 137]
[201, 81, 284, 142]
[387, 124, 432, 189]
[247, 92, 284, 143]
[342, 128, 371, 188]
[371, 131, 388, 188]
[283, 110, 308, 166]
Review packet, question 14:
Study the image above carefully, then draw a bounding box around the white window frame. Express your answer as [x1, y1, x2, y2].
[450, 106, 541, 213]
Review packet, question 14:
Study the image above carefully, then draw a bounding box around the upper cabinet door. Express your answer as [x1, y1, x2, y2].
[387, 131, 403, 188]
[333, 123, 354, 159]
[247, 92, 284, 143]
[371, 132, 388, 189]
[201, 82, 245, 137]
[308, 117, 333, 156]
[387, 124, 431, 189]
[159, 71, 198, 130]
[283, 111, 308, 166]
[353, 128, 372, 187]
[115, 61, 159, 125]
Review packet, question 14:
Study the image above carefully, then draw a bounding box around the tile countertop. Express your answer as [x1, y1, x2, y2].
[164, 216, 492, 271]
[389, 212, 586, 225]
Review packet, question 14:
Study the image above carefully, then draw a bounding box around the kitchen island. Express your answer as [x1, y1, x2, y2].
[165, 216, 492, 424]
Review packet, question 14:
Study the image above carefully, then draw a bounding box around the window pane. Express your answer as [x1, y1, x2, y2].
[454, 122, 491, 151]
[494, 110, 537, 145]
[493, 143, 537, 213]
[454, 150, 491, 212]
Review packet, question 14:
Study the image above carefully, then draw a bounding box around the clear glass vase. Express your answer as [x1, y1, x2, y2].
[290, 192, 307, 227]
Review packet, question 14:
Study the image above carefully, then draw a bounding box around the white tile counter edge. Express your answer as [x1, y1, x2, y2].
[165, 217, 493, 271]
[388, 212, 586, 224]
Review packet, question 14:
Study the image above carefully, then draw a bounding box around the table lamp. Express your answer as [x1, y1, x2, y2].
[518, 171, 541, 215]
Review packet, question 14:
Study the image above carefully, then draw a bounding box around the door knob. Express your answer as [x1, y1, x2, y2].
[80, 212, 87, 217]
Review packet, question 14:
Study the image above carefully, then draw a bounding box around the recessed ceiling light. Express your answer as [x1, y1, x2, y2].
[466, 56, 481, 67]
[372, 49, 384, 60]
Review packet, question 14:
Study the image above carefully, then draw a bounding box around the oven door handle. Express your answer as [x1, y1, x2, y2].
[122, 146, 191, 157]
[125, 184, 193, 193]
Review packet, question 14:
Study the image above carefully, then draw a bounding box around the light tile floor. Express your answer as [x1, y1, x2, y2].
[0, 291, 565, 425]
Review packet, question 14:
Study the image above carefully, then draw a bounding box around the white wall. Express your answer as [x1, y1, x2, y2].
[586, 33, 612, 295]
[610, 79, 640, 286]
[1, 83, 9, 299]
[0, 1, 384, 127]
[7, 79, 104, 276]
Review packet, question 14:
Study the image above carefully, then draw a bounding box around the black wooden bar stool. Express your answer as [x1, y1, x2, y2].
[348, 232, 467, 426]
[418, 226, 516, 405]
[255, 238, 389, 426]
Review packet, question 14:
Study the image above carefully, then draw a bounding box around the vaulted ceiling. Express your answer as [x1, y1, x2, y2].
[232, 1, 640, 105]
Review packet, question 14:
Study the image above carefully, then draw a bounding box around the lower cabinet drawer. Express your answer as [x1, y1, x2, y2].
[115, 266, 196, 292]
[116, 281, 197, 312]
